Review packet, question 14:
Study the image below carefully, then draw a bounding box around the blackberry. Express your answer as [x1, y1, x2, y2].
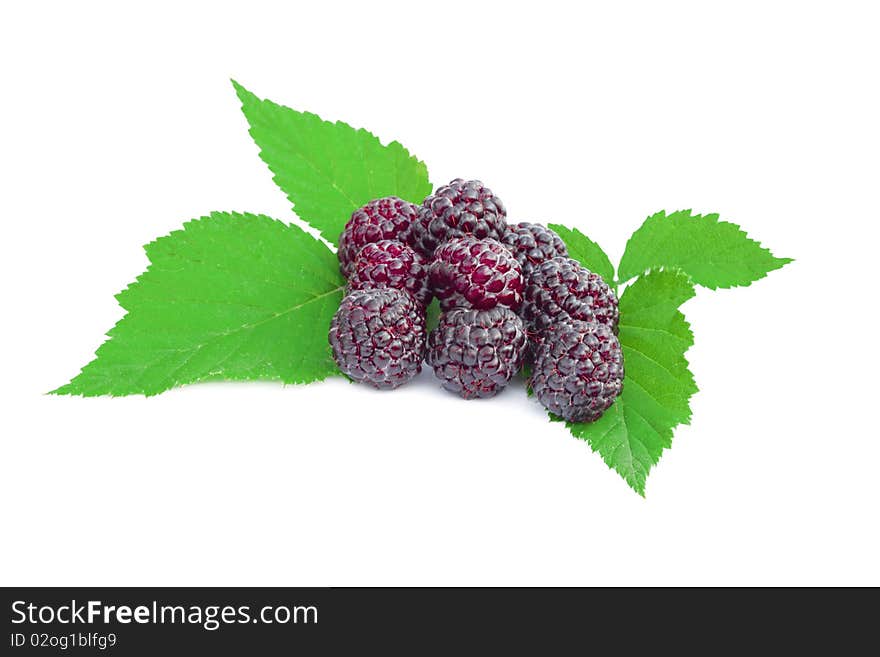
[501, 222, 569, 275]
[521, 257, 619, 334]
[427, 307, 526, 399]
[530, 320, 624, 422]
[348, 240, 431, 308]
[408, 179, 507, 257]
[429, 237, 524, 312]
[337, 197, 419, 277]
[329, 288, 426, 390]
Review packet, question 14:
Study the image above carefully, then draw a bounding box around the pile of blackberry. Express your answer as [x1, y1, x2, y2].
[329, 180, 624, 421]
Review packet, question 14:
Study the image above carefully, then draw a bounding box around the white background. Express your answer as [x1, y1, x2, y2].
[1, 1, 878, 586]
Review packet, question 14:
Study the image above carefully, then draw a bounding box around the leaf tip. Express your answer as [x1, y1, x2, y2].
[47, 381, 84, 397]
[622, 471, 647, 497]
[230, 79, 256, 104]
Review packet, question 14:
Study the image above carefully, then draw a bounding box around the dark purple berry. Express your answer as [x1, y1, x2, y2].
[429, 237, 524, 312]
[329, 288, 426, 390]
[337, 197, 419, 277]
[408, 179, 507, 258]
[427, 307, 526, 399]
[501, 222, 569, 275]
[530, 320, 624, 422]
[348, 240, 431, 308]
[521, 257, 619, 334]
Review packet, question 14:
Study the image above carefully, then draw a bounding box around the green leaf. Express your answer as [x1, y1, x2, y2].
[53, 212, 345, 396]
[425, 298, 441, 332]
[617, 210, 792, 289]
[233, 80, 433, 246]
[548, 224, 615, 284]
[565, 269, 698, 496]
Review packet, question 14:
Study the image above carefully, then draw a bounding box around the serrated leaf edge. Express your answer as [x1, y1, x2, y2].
[618, 209, 793, 289]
